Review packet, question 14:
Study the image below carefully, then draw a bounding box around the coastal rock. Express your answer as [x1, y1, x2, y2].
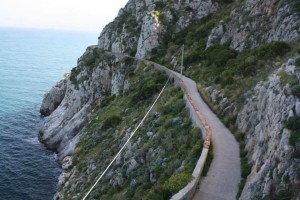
[62, 156, 73, 170]
[40, 74, 68, 116]
[39, 48, 132, 160]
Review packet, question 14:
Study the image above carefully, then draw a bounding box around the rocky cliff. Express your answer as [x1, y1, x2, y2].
[98, 0, 217, 58]
[206, 0, 300, 51]
[39, 47, 129, 160]
[237, 59, 300, 199]
[40, 0, 300, 199]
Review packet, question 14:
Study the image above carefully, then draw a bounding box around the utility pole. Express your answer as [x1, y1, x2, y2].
[180, 44, 184, 80]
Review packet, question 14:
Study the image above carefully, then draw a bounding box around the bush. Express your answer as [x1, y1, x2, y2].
[206, 46, 238, 67]
[286, 116, 300, 131]
[163, 173, 192, 193]
[154, 2, 167, 10]
[214, 0, 234, 4]
[256, 41, 291, 59]
[241, 157, 251, 179]
[279, 72, 298, 86]
[102, 115, 122, 129]
[100, 95, 116, 108]
[295, 57, 300, 67]
[291, 85, 300, 98]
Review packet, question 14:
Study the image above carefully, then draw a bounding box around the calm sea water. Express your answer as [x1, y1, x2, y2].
[0, 28, 97, 200]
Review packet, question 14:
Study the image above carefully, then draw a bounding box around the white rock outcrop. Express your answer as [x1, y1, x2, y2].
[98, 0, 218, 59]
[237, 65, 300, 199]
[39, 48, 132, 160]
[40, 74, 68, 116]
[207, 0, 300, 51]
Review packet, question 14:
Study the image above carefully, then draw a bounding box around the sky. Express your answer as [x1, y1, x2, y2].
[0, 0, 129, 33]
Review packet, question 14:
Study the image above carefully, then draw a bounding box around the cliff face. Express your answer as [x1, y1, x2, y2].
[40, 0, 300, 199]
[237, 60, 300, 199]
[98, 0, 217, 58]
[207, 0, 300, 51]
[39, 47, 129, 160]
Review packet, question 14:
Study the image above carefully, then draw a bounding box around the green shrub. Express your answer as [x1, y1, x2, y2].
[256, 41, 291, 59]
[102, 115, 122, 129]
[214, 0, 234, 4]
[291, 85, 300, 98]
[154, 2, 167, 10]
[100, 95, 116, 108]
[279, 72, 298, 86]
[241, 157, 251, 179]
[290, 130, 300, 146]
[286, 116, 300, 131]
[206, 46, 238, 67]
[295, 57, 300, 67]
[163, 173, 192, 193]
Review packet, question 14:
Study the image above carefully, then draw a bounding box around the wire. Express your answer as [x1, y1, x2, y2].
[82, 67, 173, 200]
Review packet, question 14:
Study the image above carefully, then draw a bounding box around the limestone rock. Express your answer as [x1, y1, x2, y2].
[62, 156, 73, 170]
[40, 74, 68, 116]
[296, 101, 300, 117]
[39, 49, 132, 160]
[98, 0, 218, 59]
[207, 0, 300, 51]
[237, 61, 299, 199]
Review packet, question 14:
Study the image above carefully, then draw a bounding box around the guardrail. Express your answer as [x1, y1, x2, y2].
[142, 60, 212, 200]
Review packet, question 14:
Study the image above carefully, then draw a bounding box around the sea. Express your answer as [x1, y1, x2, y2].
[0, 27, 97, 200]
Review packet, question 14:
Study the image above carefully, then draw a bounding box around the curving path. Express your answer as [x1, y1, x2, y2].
[181, 74, 241, 200]
[145, 60, 241, 200]
[108, 51, 241, 200]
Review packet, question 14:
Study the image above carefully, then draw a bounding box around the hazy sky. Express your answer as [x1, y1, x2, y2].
[0, 0, 129, 33]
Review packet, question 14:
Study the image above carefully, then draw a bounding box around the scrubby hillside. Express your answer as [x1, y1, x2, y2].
[55, 59, 203, 199]
[40, 0, 300, 199]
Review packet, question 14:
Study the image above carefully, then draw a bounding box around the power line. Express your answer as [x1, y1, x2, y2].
[82, 62, 176, 200]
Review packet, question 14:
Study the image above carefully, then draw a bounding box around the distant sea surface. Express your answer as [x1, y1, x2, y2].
[0, 28, 97, 200]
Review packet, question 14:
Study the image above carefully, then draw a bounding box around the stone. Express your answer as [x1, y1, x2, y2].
[237, 59, 299, 199]
[62, 156, 73, 170]
[58, 172, 70, 188]
[127, 158, 138, 174]
[285, 65, 295, 74]
[296, 101, 300, 117]
[40, 74, 68, 116]
[147, 132, 153, 137]
[287, 58, 295, 66]
[206, 21, 225, 48]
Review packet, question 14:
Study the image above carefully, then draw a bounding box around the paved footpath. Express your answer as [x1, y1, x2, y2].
[111, 52, 241, 200]
[150, 61, 241, 200]
[180, 75, 241, 200]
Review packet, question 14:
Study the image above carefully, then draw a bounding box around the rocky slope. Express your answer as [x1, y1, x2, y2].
[39, 47, 129, 160]
[237, 59, 300, 199]
[207, 0, 300, 51]
[98, 0, 218, 58]
[40, 0, 300, 199]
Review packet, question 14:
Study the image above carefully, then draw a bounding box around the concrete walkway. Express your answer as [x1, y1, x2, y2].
[180, 75, 241, 200]
[110, 52, 241, 200]
[149, 61, 241, 200]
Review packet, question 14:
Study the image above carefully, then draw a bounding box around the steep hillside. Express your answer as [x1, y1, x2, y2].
[55, 60, 203, 199]
[40, 0, 300, 199]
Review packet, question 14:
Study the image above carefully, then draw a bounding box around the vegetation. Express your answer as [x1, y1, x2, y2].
[163, 173, 192, 193]
[295, 57, 300, 67]
[148, 7, 295, 197]
[286, 117, 300, 147]
[66, 61, 203, 200]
